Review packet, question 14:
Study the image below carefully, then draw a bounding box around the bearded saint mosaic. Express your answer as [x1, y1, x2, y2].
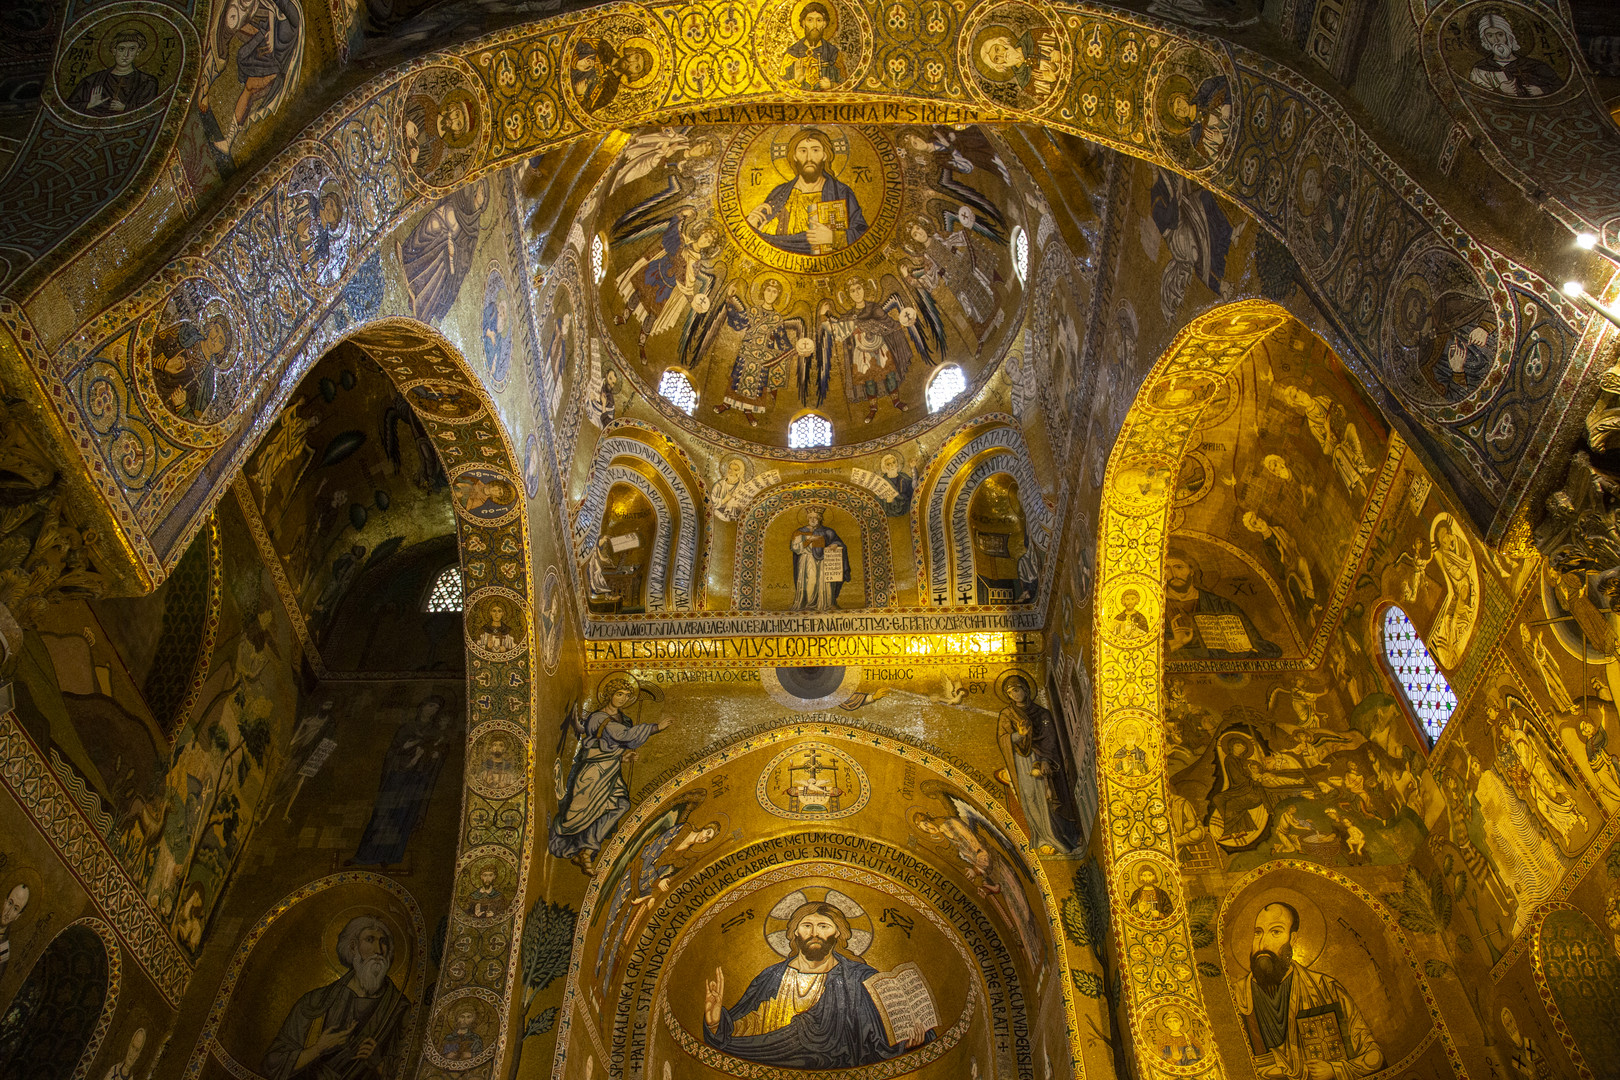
[592, 123, 1028, 451]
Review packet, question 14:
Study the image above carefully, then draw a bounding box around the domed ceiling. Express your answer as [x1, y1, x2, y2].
[586, 123, 1031, 455]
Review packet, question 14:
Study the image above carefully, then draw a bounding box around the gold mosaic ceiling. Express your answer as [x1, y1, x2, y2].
[585, 123, 1032, 455]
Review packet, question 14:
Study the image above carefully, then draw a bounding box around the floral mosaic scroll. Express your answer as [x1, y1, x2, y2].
[1093, 300, 1291, 1080]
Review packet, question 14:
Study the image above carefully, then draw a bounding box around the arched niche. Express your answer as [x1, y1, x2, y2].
[966, 471, 1037, 606]
[1530, 903, 1620, 1075]
[734, 483, 891, 612]
[187, 873, 429, 1078]
[574, 433, 703, 611]
[590, 478, 661, 614]
[1213, 864, 1452, 1076]
[0, 918, 116, 1080]
[919, 418, 1053, 608]
[559, 724, 1072, 1080]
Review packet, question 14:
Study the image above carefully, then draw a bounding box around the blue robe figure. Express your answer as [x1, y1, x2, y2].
[782, 4, 844, 90]
[751, 167, 868, 255]
[548, 679, 669, 873]
[705, 901, 933, 1070]
[352, 697, 454, 866]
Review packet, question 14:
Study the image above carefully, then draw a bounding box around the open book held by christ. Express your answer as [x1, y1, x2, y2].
[862, 962, 940, 1046]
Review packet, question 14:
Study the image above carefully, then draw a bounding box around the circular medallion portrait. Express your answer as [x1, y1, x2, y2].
[451, 466, 520, 525]
[405, 380, 485, 421]
[1119, 855, 1179, 923]
[717, 124, 902, 274]
[1109, 456, 1176, 514]
[455, 850, 517, 922]
[281, 153, 357, 289]
[1103, 710, 1159, 782]
[1100, 577, 1161, 649]
[465, 587, 527, 661]
[55, 10, 184, 123]
[141, 276, 246, 432]
[402, 65, 488, 189]
[960, 1, 1070, 114]
[756, 740, 870, 820]
[1441, 3, 1571, 101]
[467, 724, 527, 799]
[563, 13, 672, 125]
[426, 991, 499, 1069]
[1383, 240, 1504, 416]
[752, 0, 873, 93]
[1146, 42, 1238, 174]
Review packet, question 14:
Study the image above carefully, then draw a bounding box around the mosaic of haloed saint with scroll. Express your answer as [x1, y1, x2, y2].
[594, 124, 1029, 449]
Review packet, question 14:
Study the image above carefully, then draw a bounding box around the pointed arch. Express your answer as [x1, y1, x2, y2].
[573, 433, 703, 609]
[920, 418, 1054, 607]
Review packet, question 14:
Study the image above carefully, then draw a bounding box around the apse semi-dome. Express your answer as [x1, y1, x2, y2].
[587, 123, 1031, 456]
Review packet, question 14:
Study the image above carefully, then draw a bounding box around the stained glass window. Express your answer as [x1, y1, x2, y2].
[927, 365, 967, 413]
[426, 565, 463, 612]
[1382, 605, 1456, 744]
[788, 413, 833, 449]
[1011, 225, 1029, 284]
[659, 369, 698, 415]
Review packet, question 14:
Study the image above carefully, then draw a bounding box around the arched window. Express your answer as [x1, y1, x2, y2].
[926, 365, 967, 413]
[788, 413, 833, 449]
[590, 233, 607, 285]
[658, 368, 698, 415]
[1010, 225, 1029, 285]
[425, 565, 463, 612]
[1381, 605, 1457, 745]
[0, 924, 109, 1080]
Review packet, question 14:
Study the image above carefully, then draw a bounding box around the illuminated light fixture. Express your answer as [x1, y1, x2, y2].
[1564, 280, 1620, 330]
[1576, 231, 1620, 264]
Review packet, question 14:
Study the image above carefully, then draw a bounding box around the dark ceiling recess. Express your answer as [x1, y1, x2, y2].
[774, 666, 848, 701]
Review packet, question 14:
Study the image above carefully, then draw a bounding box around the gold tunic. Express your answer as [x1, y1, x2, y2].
[730, 969, 827, 1037]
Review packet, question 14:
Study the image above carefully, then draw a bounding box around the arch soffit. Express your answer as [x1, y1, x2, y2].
[316, 320, 540, 1074]
[600, 465, 673, 611]
[11, 1, 1591, 589]
[733, 481, 892, 610]
[1091, 298, 1301, 1075]
[922, 419, 1052, 606]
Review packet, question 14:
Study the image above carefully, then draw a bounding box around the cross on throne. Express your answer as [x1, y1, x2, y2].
[785, 749, 844, 813]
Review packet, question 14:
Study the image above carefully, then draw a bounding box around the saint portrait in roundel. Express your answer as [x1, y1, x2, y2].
[1442, 5, 1570, 100]
[147, 278, 245, 429]
[564, 14, 670, 124]
[752, 0, 873, 94]
[1384, 241, 1502, 414]
[962, 2, 1069, 113]
[56, 14, 182, 121]
[403, 66, 485, 188]
[1148, 43, 1238, 174]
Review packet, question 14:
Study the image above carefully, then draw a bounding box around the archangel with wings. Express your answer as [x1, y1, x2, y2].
[812, 278, 940, 424]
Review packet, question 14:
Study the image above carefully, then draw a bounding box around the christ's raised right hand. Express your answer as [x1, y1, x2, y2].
[704, 966, 725, 1029]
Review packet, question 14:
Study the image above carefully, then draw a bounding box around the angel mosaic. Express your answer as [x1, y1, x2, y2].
[813, 277, 938, 423]
[689, 277, 809, 425]
[910, 785, 1045, 967]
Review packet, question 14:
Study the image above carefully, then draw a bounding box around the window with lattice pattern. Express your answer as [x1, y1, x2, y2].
[1381, 605, 1456, 744]
[425, 566, 464, 612]
[927, 365, 967, 413]
[659, 369, 698, 415]
[788, 413, 833, 448]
